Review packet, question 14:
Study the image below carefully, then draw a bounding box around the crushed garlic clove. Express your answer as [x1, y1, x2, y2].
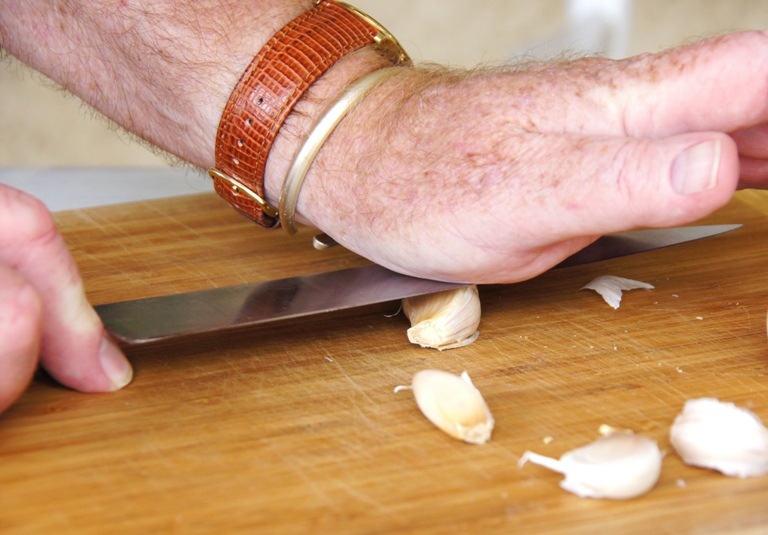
[394, 369, 494, 444]
[580, 275, 654, 309]
[402, 285, 481, 350]
[670, 398, 768, 478]
[518, 431, 663, 499]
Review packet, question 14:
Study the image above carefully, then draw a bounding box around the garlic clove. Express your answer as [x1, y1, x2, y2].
[519, 431, 663, 499]
[580, 275, 654, 309]
[402, 285, 481, 350]
[394, 369, 494, 444]
[670, 398, 768, 478]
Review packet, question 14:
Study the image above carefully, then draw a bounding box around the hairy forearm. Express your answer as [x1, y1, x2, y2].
[0, 0, 388, 179]
[3, 1, 285, 164]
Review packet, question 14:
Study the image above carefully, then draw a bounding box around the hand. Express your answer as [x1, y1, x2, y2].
[296, 31, 768, 283]
[0, 185, 132, 413]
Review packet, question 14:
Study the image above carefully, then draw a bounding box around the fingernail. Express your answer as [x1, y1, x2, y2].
[671, 139, 721, 195]
[99, 336, 133, 390]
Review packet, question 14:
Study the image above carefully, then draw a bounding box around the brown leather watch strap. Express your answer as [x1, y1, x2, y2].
[210, 0, 399, 228]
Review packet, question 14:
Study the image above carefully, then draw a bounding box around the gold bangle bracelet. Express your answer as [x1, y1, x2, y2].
[278, 66, 403, 235]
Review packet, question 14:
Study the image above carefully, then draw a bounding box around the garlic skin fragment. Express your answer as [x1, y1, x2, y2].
[518, 431, 663, 499]
[403, 285, 480, 350]
[670, 398, 768, 478]
[580, 275, 654, 309]
[395, 370, 494, 444]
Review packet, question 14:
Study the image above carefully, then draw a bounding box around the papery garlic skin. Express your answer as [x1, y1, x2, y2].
[395, 370, 494, 444]
[580, 276, 654, 309]
[519, 432, 663, 499]
[403, 285, 480, 350]
[670, 398, 768, 478]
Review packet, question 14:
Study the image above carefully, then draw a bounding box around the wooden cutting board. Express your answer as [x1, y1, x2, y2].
[2, 190, 768, 534]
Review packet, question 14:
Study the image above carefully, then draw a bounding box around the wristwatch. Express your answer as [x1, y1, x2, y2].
[209, 0, 410, 228]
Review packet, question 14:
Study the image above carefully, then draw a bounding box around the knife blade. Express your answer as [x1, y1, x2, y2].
[95, 224, 740, 344]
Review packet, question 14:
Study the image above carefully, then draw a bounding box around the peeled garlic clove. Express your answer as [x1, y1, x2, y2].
[395, 370, 494, 444]
[519, 431, 662, 499]
[402, 285, 480, 350]
[580, 275, 654, 309]
[670, 398, 768, 478]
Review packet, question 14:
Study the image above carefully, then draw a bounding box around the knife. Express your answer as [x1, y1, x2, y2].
[95, 224, 740, 344]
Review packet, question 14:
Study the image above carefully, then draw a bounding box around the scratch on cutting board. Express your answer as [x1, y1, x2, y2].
[68, 213, 167, 275]
[482, 338, 508, 358]
[185, 266, 235, 287]
[73, 211, 131, 238]
[275, 454, 337, 508]
[73, 247, 132, 273]
[642, 367, 690, 403]
[460, 453, 496, 480]
[275, 452, 394, 515]
[320, 348, 381, 427]
[731, 302, 754, 330]
[330, 476, 394, 515]
[147, 205, 208, 237]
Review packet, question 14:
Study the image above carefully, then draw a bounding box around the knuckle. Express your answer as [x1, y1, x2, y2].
[610, 140, 674, 226]
[0, 185, 58, 251]
[611, 141, 649, 199]
[0, 267, 43, 321]
[0, 269, 43, 351]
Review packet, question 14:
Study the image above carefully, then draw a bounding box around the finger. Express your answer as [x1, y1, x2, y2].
[732, 124, 768, 188]
[0, 186, 132, 393]
[738, 157, 768, 189]
[731, 124, 768, 159]
[0, 265, 42, 413]
[517, 132, 740, 240]
[495, 30, 768, 139]
[619, 31, 768, 137]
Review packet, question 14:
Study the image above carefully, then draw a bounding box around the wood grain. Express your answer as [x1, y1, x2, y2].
[2, 191, 768, 534]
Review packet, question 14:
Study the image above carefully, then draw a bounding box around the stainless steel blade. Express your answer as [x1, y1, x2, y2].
[554, 224, 741, 268]
[96, 224, 740, 343]
[96, 264, 465, 344]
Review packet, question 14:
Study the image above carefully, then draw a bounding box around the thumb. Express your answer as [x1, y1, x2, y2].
[528, 132, 740, 242]
[0, 186, 133, 394]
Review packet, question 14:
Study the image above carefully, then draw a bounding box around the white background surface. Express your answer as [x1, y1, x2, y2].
[0, 168, 214, 211]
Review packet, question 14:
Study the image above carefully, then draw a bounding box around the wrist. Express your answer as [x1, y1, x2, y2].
[209, 1, 410, 228]
[158, 1, 319, 168]
[263, 45, 398, 211]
